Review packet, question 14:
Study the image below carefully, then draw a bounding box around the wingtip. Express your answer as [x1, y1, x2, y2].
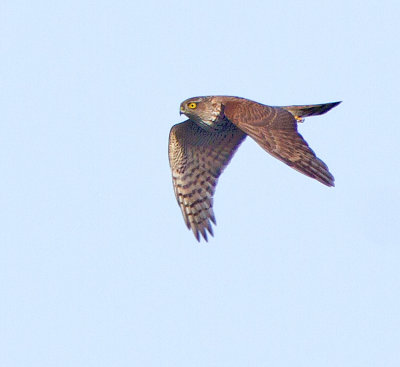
[210, 214, 217, 225]
[200, 227, 208, 242]
[191, 220, 216, 243]
[194, 230, 200, 242]
[206, 221, 214, 237]
[322, 177, 335, 187]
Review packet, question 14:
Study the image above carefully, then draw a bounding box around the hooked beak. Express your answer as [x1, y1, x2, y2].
[180, 105, 185, 115]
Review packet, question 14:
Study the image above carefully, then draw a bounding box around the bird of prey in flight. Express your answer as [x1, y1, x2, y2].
[168, 95, 340, 241]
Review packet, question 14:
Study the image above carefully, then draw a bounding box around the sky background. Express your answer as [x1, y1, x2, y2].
[1, 0, 400, 366]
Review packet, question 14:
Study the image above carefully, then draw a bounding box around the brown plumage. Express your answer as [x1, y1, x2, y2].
[168, 96, 340, 241]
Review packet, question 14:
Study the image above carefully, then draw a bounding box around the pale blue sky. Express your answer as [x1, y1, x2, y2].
[1, 1, 400, 366]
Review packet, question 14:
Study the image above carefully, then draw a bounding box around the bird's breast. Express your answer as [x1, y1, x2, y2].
[193, 118, 221, 132]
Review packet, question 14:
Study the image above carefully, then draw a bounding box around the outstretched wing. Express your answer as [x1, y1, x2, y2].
[168, 120, 246, 241]
[223, 100, 335, 186]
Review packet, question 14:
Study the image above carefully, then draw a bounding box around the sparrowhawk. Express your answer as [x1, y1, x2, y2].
[168, 96, 340, 241]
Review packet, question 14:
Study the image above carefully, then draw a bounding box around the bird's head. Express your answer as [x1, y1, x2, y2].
[180, 96, 224, 127]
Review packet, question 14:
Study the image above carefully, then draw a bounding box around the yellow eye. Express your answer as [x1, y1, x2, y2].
[188, 102, 197, 109]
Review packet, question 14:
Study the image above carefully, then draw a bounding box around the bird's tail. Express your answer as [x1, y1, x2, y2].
[282, 101, 341, 122]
